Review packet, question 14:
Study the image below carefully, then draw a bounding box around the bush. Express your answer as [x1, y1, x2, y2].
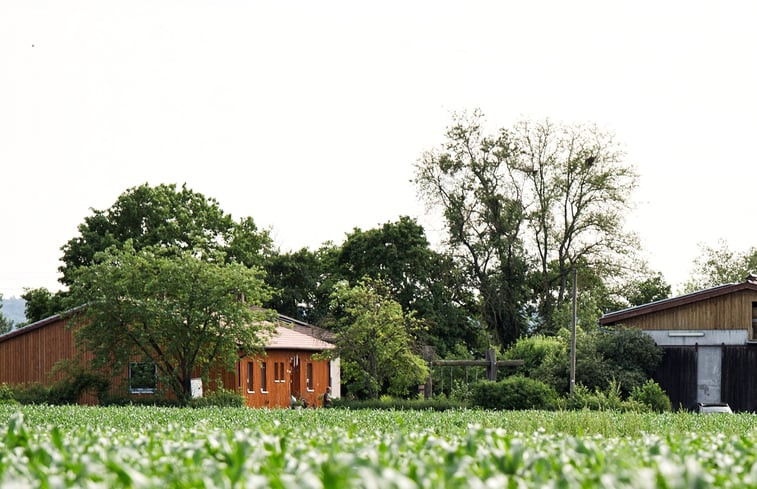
[190, 388, 245, 408]
[0, 383, 17, 404]
[99, 395, 183, 407]
[471, 376, 558, 410]
[629, 379, 672, 412]
[559, 381, 649, 412]
[332, 396, 465, 411]
[10, 383, 52, 404]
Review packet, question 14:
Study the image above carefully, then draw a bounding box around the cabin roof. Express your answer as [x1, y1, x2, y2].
[0, 307, 336, 351]
[599, 274, 757, 326]
[266, 325, 335, 351]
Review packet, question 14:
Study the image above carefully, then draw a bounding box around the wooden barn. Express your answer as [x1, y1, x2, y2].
[0, 310, 339, 408]
[600, 274, 757, 411]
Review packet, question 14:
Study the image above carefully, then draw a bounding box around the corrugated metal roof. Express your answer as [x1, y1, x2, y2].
[264, 325, 335, 350]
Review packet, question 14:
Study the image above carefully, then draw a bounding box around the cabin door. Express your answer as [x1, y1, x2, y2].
[290, 356, 301, 399]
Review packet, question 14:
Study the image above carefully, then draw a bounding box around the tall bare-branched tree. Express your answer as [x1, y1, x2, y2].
[415, 112, 640, 342]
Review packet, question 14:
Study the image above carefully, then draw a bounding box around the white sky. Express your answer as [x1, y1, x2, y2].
[1, 1, 756, 298]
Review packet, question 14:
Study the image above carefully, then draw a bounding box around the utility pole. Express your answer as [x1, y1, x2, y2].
[570, 267, 577, 396]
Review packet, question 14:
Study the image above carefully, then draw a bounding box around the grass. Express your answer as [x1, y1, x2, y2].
[1, 404, 757, 487]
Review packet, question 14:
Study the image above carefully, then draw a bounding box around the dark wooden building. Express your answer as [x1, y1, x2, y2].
[600, 274, 757, 411]
[0, 311, 338, 408]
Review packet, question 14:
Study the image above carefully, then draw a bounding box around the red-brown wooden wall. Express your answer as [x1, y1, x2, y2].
[0, 315, 333, 408]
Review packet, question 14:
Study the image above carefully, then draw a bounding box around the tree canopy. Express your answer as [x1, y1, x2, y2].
[326, 279, 428, 399]
[60, 183, 272, 285]
[0, 294, 13, 335]
[683, 240, 757, 293]
[415, 112, 640, 344]
[68, 243, 273, 404]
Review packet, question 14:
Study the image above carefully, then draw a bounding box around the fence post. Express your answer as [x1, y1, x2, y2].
[422, 345, 435, 399]
[485, 348, 497, 381]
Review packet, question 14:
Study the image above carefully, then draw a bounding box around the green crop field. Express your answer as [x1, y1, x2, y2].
[2, 405, 757, 488]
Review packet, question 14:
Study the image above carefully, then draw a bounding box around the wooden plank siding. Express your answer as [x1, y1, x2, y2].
[0, 316, 101, 404]
[234, 350, 330, 408]
[1, 314, 334, 408]
[607, 290, 757, 335]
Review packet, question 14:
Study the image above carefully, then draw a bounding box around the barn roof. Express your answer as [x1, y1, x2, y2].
[0, 307, 336, 352]
[599, 274, 757, 326]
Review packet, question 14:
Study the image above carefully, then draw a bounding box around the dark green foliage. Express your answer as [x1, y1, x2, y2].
[189, 388, 245, 408]
[59, 183, 272, 286]
[471, 376, 558, 410]
[9, 365, 109, 405]
[629, 379, 672, 412]
[263, 246, 337, 324]
[99, 395, 183, 407]
[0, 293, 15, 333]
[596, 328, 663, 395]
[68, 244, 273, 404]
[21, 288, 67, 323]
[518, 327, 663, 396]
[331, 397, 465, 411]
[0, 383, 17, 404]
[327, 279, 428, 399]
[559, 382, 648, 412]
[501, 335, 562, 377]
[624, 272, 671, 306]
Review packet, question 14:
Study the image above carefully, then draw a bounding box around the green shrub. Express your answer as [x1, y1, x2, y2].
[190, 388, 245, 408]
[333, 396, 465, 411]
[629, 379, 672, 412]
[0, 383, 17, 404]
[99, 395, 182, 407]
[11, 383, 51, 404]
[559, 381, 650, 412]
[471, 376, 558, 410]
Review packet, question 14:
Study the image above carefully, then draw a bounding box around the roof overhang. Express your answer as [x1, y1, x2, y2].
[600, 278, 757, 326]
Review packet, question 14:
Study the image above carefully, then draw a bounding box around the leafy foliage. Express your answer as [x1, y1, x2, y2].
[630, 379, 672, 412]
[0, 294, 13, 334]
[3, 405, 757, 487]
[471, 376, 559, 410]
[21, 287, 66, 323]
[683, 239, 757, 293]
[415, 112, 640, 343]
[327, 278, 428, 399]
[59, 183, 272, 285]
[507, 327, 663, 396]
[67, 243, 273, 404]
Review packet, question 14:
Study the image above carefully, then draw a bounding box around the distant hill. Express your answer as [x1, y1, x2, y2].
[1, 297, 27, 327]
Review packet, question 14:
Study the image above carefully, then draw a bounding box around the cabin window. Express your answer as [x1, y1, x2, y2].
[129, 361, 157, 394]
[275, 361, 285, 382]
[260, 362, 268, 392]
[246, 361, 254, 393]
[306, 362, 313, 391]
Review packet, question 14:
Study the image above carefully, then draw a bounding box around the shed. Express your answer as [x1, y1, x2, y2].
[599, 274, 757, 410]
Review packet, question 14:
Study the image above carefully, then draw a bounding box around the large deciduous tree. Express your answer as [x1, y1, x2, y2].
[337, 217, 483, 355]
[68, 243, 273, 404]
[327, 279, 428, 399]
[683, 240, 757, 293]
[60, 183, 272, 285]
[415, 112, 639, 342]
[415, 114, 530, 346]
[263, 245, 339, 324]
[514, 119, 638, 333]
